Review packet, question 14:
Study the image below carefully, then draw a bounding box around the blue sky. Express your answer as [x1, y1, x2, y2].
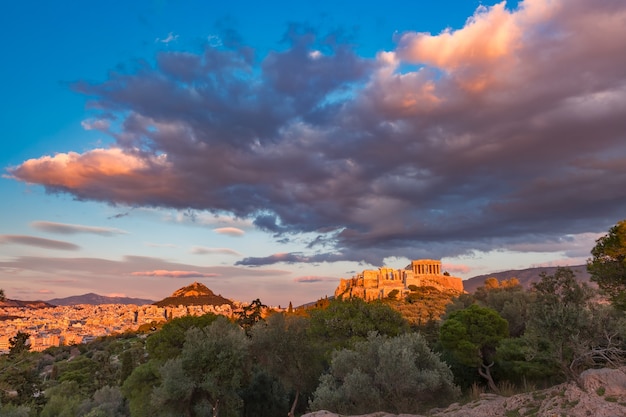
[2, 0, 625, 306]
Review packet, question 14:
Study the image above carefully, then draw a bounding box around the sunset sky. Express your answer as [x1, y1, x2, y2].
[2, 0, 625, 306]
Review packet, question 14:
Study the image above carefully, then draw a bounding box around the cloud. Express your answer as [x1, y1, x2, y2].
[441, 263, 471, 274]
[294, 275, 339, 283]
[38, 289, 54, 294]
[130, 270, 220, 278]
[31, 221, 128, 236]
[213, 227, 245, 237]
[8, 0, 626, 266]
[236, 252, 348, 266]
[157, 32, 179, 44]
[0, 235, 80, 251]
[191, 246, 241, 256]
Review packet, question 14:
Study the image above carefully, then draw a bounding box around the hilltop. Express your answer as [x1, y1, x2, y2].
[47, 293, 154, 306]
[153, 281, 234, 307]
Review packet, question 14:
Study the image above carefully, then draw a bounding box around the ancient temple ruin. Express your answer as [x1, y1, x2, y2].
[334, 259, 464, 301]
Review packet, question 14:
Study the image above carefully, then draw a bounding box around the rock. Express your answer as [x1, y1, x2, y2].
[580, 367, 626, 397]
[304, 367, 626, 417]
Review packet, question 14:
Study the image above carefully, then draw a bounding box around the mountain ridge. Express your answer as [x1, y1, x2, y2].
[46, 293, 154, 306]
[463, 264, 591, 293]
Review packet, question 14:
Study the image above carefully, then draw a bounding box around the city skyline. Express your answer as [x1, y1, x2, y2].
[2, 0, 625, 306]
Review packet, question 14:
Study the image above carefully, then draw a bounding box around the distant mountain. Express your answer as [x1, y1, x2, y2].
[47, 293, 154, 306]
[0, 298, 55, 309]
[154, 282, 234, 307]
[462, 264, 591, 293]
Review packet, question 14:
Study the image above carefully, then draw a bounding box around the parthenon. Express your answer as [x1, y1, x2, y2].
[334, 259, 464, 301]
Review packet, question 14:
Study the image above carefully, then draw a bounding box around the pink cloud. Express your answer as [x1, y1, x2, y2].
[213, 227, 245, 237]
[442, 263, 472, 274]
[131, 270, 220, 278]
[107, 292, 127, 297]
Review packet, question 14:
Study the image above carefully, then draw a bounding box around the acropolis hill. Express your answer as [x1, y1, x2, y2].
[335, 259, 464, 301]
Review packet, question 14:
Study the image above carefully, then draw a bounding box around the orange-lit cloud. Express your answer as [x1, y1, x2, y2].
[213, 227, 245, 237]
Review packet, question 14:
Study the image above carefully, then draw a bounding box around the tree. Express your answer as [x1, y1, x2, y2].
[473, 278, 532, 337]
[250, 313, 324, 417]
[236, 299, 267, 333]
[8, 332, 30, 357]
[588, 219, 626, 309]
[145, 313, 219, 362]
[309, 332, 459, 414]
[439, 304, 508, 392]
[121, 362, 160, 417]
[152, 317, 250, 417]
[523, 267, 610, 383]
[308, 298, 409, 350]
[0, 288, 5, 301]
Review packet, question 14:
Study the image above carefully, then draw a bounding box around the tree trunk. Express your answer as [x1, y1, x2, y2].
[288, 390, 299, 417]
[478, 362, 499, 393]
[212, 399, 220, 417]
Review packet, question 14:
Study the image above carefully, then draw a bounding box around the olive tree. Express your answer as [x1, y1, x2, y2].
[309, 332, 459, 414]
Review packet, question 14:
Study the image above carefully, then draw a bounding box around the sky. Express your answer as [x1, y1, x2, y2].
[1, 0, 626, 307]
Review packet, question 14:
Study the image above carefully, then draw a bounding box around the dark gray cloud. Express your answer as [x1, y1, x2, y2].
[8, 1, 626, 266]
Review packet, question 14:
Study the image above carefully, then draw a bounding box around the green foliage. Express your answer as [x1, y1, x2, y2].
[80, 386, 129, 417]
[0, 402, 29, 417]
[121, 362, 160, 417]
[440, 304, 508, 391]
[588, 219, 626, 309]
[56, 356, 99, 396]
[250, 313, 324, 416]
[473, 279, 533, 337]
[441, 305, 509, 367]
[308, 298, 409, 350]
[518, 267, 626, 382]
[0, 352, 43, 409]
[239, 370, 289, 417]
[145, 313, 219, 362]
[152, 317, 250, 417]
[40, 381, 84, 417]
[309, 332, 459, 414]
